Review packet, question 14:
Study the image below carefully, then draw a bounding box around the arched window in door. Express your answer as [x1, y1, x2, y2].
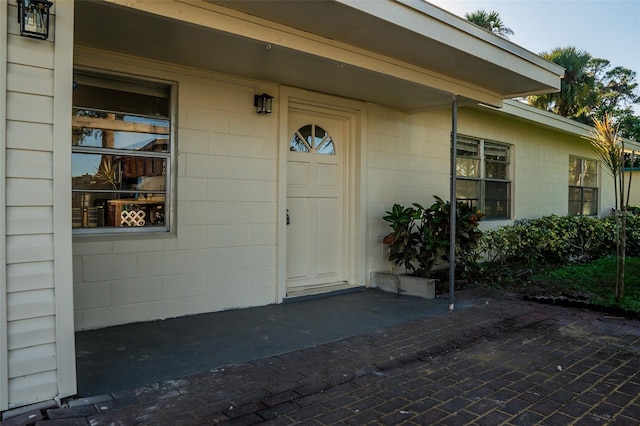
[290, 124, 335, 155]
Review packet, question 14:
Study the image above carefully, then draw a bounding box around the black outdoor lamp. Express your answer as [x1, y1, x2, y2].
[17, 0, 53, 40]
[254, 93, 273, 114]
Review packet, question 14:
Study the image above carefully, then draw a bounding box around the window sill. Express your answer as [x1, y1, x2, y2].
[72, 229, 176, 243]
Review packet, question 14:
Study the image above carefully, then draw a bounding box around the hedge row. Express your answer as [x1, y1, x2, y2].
[478, 212, 640, 266]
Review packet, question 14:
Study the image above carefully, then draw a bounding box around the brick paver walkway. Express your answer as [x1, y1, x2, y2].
[3, 289, 640, 425]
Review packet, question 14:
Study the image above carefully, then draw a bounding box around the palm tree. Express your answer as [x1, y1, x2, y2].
[586, 114, 628, 302]
[465, 10, 514, 38]
[528, 47, 595, 119]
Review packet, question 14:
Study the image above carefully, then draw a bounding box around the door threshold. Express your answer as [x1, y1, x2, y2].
[284, 284, 365, 303]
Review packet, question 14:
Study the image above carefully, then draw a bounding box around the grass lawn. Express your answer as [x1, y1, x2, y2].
[530, 256, 640, 313]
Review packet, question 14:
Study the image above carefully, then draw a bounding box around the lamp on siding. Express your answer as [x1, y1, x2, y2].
[254, 93, 273, 114]
[16, 0, 53, 40]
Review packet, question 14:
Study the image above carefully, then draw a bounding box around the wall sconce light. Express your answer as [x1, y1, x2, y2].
[17, 0, 53, 40]
[254, 93, 273, 114]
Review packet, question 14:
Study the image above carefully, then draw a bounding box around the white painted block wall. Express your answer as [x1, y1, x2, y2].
[72, 54, 279, 330]
[72, 57, 615, 332]
[365, 105, 615, 279]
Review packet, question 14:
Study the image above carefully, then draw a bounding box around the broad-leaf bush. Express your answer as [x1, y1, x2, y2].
[383, 196, 483, 278]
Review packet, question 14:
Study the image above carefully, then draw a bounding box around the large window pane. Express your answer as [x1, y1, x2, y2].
[72, 71, 172, 233]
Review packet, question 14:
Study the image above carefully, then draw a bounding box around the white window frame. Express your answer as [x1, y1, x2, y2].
[568, 156, 599, 216]
[71, 70, 176, 235]
[455, 135, 511, 220]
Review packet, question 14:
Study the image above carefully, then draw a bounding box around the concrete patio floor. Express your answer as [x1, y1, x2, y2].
[75, 288, 461, 397]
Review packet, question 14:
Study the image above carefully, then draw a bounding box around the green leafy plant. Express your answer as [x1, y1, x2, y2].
[478, 212, 640, 268]
[382, 196, 483, 278]
[382, 204, 418, 275]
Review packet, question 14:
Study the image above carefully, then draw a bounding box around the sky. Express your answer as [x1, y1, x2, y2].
[429, 0, 640, 94]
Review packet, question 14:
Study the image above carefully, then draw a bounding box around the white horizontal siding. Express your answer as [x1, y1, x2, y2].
[3, 0, 70, 411]
[6, 92, 53, 124]
[6, 177, 53, 206]
[7, 316, 56, 351]
[6, 207, 53, 236]
[6, 235, 54, 265]
[6, 34, 54, 68]
[6, 262, 54, 293]
[6, 63, 54, 96]
[8, 344, 56, 379]
[6, 149, 53, 179]
[7, 370, 57, 409]
[6, 120, 53, 151]
[7, 289, 55, 322]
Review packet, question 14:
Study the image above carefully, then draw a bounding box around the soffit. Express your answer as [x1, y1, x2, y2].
[74, 0, 561, 111]
[207, 0, 562, 96]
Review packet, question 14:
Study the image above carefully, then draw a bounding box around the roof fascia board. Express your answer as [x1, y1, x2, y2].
[338, 0, 563, 91]
[102, 0, 504, 106]
[483, 100, 640, 150]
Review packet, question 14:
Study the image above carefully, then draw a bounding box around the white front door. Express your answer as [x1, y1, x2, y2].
[286, 109, 346, 293]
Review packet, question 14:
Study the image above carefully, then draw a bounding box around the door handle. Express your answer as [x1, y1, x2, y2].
[286, 209, 290, 225]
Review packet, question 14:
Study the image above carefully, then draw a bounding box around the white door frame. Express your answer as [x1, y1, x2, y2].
[276, 87, 366, 302]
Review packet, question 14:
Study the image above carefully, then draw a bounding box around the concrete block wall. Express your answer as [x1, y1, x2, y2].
[365, 105, 452, 277]
[625, 171, 640, 206]
[456, 107, 615, 223]
[72, 53, 278, 330]
[365, 104, 614, 278]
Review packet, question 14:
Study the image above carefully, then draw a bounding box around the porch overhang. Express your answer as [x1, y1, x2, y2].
[74, 0, 563, 111]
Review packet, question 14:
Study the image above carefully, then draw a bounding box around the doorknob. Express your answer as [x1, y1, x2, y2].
[286, 209, 290, 225]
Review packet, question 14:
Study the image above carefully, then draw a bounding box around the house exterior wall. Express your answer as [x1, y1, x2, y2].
[365, 105, 452, 274]
[1, 0, 590, 414]
[70, 49, 615, 331]
[365, 105, 615, 278]
[456, 107, 615, 222]
[1, 0, 76, 411]
[625, 171, 640, 206]
[72, 50, 279, 331]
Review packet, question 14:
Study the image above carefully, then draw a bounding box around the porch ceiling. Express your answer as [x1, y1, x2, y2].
[74, 0, 562, 111]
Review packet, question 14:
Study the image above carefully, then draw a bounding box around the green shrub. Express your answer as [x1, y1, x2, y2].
[479, 214, 621, 266]
[618, 211, 640, 256]
[627, 205, 640, 216]
[382, 196, 483, 277]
